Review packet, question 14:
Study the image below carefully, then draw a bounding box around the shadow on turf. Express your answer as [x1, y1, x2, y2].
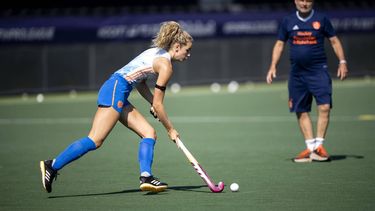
[330, 154, 364, 161]
[168, 185, 208, 193]
[288, 154, 364, 162]
[48, 185, 208, 199]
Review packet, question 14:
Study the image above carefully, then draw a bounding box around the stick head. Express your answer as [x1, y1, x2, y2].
[209, 181, 225, 193]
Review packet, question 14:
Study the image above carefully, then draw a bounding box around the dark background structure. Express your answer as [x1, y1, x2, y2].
[0, 0, 374, 95]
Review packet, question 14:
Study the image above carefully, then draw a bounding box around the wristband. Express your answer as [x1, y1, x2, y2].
[339, 60, 347, 64]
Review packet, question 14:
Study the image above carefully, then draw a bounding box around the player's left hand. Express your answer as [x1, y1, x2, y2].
[337, 63, 348, 80]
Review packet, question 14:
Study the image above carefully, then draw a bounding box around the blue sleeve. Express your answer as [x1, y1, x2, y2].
[323, 16, 336, 38]
[277, 18, 288, 42]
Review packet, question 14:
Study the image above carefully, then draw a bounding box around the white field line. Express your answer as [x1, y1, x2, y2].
[0, 115, 367, 125]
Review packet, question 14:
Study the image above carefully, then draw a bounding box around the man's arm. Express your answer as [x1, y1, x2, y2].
[266, 40, 285, 84]
[329, 36, 348, 80]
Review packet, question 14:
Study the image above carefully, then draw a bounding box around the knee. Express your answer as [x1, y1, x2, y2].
[319, 104, 331, 114]
[142, 128, 157, 140]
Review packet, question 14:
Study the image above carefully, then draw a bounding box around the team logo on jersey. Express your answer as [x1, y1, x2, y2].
[293, 25, 299, 30]
[117, 100, 124, 109]
[312, 21, 321, 30]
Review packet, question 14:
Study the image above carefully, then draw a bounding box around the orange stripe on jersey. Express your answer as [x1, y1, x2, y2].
[131, 67, 153, 79]
[126, 71, 142, 81]
[125, 67, 153, 82]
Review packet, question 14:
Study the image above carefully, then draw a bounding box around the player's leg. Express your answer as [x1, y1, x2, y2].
[40, 74, 129, 193]
[289, 74, 314, 162]
[52, 74, 126, 171]
[119, 104, 156, 176]
[40, 107, 120, 193]
[119, 104, 167, 192]
[55, 107, 120, 168]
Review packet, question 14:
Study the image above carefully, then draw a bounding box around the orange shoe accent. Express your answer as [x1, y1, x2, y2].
[311, 145, 330, 161]
[293, 148, 312, 163]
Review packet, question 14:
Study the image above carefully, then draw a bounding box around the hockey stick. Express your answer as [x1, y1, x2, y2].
[175, 137, 224, 193]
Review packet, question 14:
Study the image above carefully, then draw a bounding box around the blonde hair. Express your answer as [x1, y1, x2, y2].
[152, 21, 193, 50]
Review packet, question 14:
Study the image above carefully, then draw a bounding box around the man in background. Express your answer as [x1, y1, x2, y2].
[266, 0, 348, 162]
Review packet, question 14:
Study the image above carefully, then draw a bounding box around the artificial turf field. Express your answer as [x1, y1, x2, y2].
[0, 79, 374, 210]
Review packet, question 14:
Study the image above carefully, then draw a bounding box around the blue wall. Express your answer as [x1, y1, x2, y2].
[1, 10, 374, 94]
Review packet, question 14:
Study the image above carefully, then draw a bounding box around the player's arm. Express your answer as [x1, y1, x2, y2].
[329, 36, 348, 80]
[152, 57, 179, 141]
[136, 80, 153, 105]
[266, 40, 285, 84]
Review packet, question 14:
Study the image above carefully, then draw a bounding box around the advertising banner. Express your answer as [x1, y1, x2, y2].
[0, 10, 374, 44]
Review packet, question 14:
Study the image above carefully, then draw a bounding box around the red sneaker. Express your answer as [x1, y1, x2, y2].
[311, 145, 330, 162]
[293, 148, 312, 163]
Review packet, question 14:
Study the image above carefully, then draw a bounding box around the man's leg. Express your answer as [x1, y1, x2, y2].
[310, 104, 331, 161]
[293, 112, 315, 162]
[316, 104, 330, 146]
[297, 112, 314, 141]
[308, 70, 332, 161]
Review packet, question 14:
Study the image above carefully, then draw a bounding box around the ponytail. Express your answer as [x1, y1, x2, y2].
[152, 21, 193, 50]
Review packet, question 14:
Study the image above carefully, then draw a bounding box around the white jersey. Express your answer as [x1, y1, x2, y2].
[115, 47, 171, 85]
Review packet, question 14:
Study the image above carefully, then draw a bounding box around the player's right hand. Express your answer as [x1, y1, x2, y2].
[168, 128, 179, 142]
[337, 63, 348, 80]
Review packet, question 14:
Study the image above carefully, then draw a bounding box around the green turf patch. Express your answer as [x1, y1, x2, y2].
[0, 78, 374, 210]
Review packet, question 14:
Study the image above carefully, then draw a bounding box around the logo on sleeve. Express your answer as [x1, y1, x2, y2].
[312, 21, 321, 30]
